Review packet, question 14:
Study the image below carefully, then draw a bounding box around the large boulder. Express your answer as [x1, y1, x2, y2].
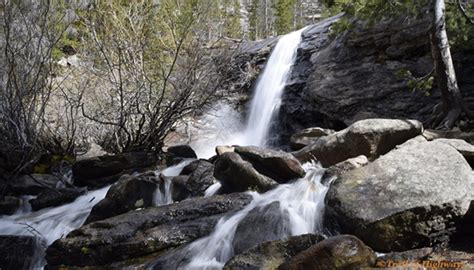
[325, 141, 473, 252]
[214, 152, 278, 193]
[234, 146, 306, 183]
[290, 127, 335, 151]
[278, 235, 376, 270]
[0, 235, 46, 269]
[9, 174, 61, 195]
[30, 187, 86, 211]
[293, 119, 423, 167]
[85, 173, 158, 224]
[233, 202, 291, 255]
[46, 193, 252, 267]
[73, 152, 158, 188]
[0, 196, 21, 215]
[165, 144, 197, 166]
[224, 234, 324, 270]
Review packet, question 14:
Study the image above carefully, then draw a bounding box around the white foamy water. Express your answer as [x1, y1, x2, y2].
[0, 186, 109, 245]
[179, 162, 328, 270]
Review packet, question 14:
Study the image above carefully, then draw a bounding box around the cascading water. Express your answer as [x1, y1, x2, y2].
[0, 186, 110, 268]
[178, 163, 328, 270]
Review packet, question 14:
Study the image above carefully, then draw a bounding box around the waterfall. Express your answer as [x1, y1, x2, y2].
[242, 27, 306, 147]
[191, 27, 306, 158]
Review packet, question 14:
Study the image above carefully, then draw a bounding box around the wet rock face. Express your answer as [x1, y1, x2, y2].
[46, 193, 252, 267]
[0, 235, 46, 269]
[278, 235, 376, 270]
[224, 234, 324, 270]
[325, 141, 473, 252]
[234, 146, 306, 183]
[271, 14, 474, 145]
[293, 118, 422, 167]
[84, 173, 158, 224]
[72, 152, 158, 188]
[30, 187, 87, 211]
[214, 152, 278, 193]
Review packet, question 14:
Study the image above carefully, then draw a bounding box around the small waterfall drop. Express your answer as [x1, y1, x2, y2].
[153, 160, 192, 206]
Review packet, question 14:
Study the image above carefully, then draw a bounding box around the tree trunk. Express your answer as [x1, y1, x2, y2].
[430, 0, 464, 128]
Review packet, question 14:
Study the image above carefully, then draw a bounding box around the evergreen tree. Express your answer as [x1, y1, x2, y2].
[274, 0, 295, 35]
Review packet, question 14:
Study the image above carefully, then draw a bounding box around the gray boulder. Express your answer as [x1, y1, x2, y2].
[181, 160, 216, 198]
[46, 193, 252, 267]
[293, 119, 423, 167]
[165, 144, 197, 166]
[290, 127, 335, 150]
[325, 141, 473, 252]
[85, 173, 158, 224]
[214, 152, 278, 193]
[233, 202, 291, 255]
[73, 152, 157, 188]
[30, 187, 86, 211]
[278, 235, 376, 270]
[234, 146, 306, 183]
[224, 234, 324, 270]
[10, 174, 61, 195]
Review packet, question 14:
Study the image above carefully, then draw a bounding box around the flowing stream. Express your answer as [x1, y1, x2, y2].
[177, 162, 328, 270]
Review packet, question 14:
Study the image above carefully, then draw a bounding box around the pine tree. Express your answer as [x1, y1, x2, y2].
[274, 0, 295, 35]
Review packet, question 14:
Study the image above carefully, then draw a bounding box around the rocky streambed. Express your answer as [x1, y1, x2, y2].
[1, 118, 473, 269]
